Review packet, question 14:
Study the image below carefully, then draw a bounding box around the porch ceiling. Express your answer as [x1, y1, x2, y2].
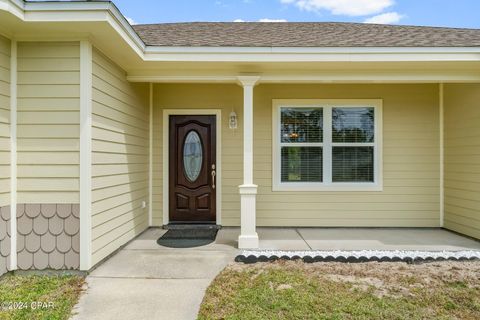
[126, 60, 480, 83]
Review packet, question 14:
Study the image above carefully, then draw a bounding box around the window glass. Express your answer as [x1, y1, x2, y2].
[281, 108, 323, 143]
[332, 147, 374, 182]
[332, 107, 374, 143]
[281, 147, 323, 182]
[183, 131, 203, 182]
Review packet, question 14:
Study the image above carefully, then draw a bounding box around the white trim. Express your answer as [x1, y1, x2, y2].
[439, 83, 445, 227]
[79, 40, 92, 271]
[11, 36, 91, 42]
[143, 47, 480, 63]
[128, 75, 240, 83]
[148, 83, 153, 227]
[143, 52, 480, 63]
[162, 109, 222, 226]
[126, 72, 480, 84]
[22, 0, 145, 52]
[9, 39, 16, 271]
[323, 107, 332, 185]
[272, 99, 383, 192]
[0, 0, 24, 20]
[145, 46, 480, 54]
[237, 76, 261, 87]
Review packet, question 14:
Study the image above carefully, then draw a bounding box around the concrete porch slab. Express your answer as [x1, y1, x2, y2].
[297, 228, 480, 251]
[123, 228, 238, 251]
[124, 227, 480, 252]
[122, 227, 311, 251]
[257, 228, 311, 250]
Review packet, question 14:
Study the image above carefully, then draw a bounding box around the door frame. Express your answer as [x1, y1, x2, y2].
[163, 109, 222, 226]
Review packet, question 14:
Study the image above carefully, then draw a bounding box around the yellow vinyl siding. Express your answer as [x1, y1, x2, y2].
[153, 84, 440, 227]
[16, 42, 80, 203]
[151, 102, 163, 226]
[91, 48, 149, 266]
[256, 84, 439, 226]
[444, 84, 480, 239]
[0, 35, 10, 207]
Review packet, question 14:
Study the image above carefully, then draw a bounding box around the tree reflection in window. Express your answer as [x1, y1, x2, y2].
[281, 108, 323, 143]
[332, 107, 374, 143]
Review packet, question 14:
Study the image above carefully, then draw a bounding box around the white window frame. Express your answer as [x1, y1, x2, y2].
[272, 99, 383, 192]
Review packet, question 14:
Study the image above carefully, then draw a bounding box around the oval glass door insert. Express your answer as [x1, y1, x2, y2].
[183, 130, 203, 182]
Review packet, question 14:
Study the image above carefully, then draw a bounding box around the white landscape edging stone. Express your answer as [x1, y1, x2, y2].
[236, 249, 480, 263]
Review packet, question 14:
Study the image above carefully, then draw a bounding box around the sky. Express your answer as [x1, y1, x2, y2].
[112, 0, 480, 28]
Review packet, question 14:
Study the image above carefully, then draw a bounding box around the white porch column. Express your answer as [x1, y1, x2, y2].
[237, 76, 260, 249]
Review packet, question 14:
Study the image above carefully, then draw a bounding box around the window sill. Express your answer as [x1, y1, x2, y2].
[272, 183, 383, 192]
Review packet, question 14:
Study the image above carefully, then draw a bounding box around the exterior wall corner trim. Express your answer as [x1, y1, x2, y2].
[79, 40, 92, 271]
[9, 39, 17, 271]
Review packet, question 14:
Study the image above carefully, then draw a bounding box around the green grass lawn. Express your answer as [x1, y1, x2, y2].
[199, 260, 480, 320]
[0, 274, 84, 320]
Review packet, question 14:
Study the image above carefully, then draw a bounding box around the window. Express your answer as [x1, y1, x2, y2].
[273, 100, 382, 191]
[332, 107, 375, 183]
[280, 108, 323, 183]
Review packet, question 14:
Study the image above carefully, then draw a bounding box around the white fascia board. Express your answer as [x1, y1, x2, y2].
[143, 52, 480, 63]
[24, 1, 145, 51]
[145, 46, 480, 54]
[0, 0, 24, 19]
[144, 46, 480, 62]
[2, 0, 145, 51]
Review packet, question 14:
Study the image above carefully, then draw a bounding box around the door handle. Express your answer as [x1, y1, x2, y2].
[211, 164, 216, 189]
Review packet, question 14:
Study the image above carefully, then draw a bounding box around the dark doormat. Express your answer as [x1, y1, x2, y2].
[157, 229, 218, 248]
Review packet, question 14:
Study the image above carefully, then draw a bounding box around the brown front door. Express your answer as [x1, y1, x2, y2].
[169, 115, 216, 223]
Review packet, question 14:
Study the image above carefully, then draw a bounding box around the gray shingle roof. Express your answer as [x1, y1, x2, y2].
[132, 22, 480, 47]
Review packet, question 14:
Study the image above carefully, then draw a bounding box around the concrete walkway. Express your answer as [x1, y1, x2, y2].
[72, 227, 480, 320]
[71, 228, 237, 320]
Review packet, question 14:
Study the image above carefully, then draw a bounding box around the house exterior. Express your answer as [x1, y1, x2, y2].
[0, 0, 480, 274]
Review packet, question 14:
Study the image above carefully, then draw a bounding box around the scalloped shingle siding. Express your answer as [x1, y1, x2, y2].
[16, 204, 79, 270]
[0, 206, 10, 276]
